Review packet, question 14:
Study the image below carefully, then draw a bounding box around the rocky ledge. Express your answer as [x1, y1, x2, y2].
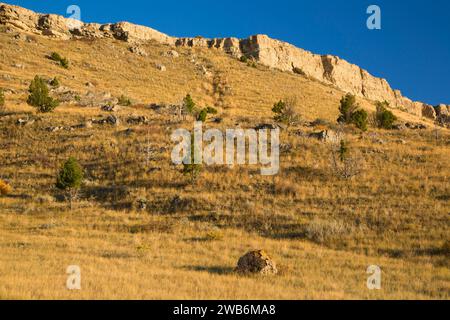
[1, 2, 447, 120]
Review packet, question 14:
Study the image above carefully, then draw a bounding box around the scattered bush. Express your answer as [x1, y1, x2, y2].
[197, 106, 218, 122]
[0, 179, 12, 195]
[338, 93, 358, 124]
[205, 106, 218, 115]
[27, 76, 59, 113]
[197, 109, 208, 122]
[49, 52, 69, 69]
[56, 157, 84, 209]
[182, 135, 202, 183]
[330, 139, 362, 179]
[183, 94, 196, 115]
[338, 93, 368, 131]
[374, 101, 397, 129]
[272, 97, 300, 130]
[351, 109, 368, 132]
[240, 55, 248, 63]
[118, 95, 132, 106]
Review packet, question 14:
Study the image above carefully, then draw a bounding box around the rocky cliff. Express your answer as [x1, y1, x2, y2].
[0, 2, 443, 119]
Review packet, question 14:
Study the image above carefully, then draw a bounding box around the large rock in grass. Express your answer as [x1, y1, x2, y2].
[236, 250, 278, 275]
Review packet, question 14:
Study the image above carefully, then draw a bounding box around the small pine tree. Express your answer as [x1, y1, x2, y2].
[56, 157, 84, 209]
[0, 88, 5, 110]
[182, 135, 202, 184]
[338, 93, 358, 124]
[27, 76, 59, 113]
[338, 140, 349, 162]
[272, 98, 300, 130]
[331, 139, 362, 179]
[183, 94, 196, 115]
[197, 106, 218, 122]
[375, 101, 397, 129]
[351, 109, 369, 132]
[197, 109, 208, 122]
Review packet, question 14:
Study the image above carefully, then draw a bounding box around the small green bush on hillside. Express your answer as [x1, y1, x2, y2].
[27, 76, 59, 113]
[351, 109, 368, 132]
[118, 95, 132, 106]
[374, 101, 397, 129]
[338, 93, 368, 131]
[56, 157, 84, 209]
[50, 52, 69, 69]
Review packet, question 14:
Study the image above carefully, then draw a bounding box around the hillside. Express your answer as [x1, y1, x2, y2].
[0, 3, 449, 300]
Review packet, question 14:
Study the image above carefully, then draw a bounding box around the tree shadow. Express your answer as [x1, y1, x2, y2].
[182, 265, 235, 276]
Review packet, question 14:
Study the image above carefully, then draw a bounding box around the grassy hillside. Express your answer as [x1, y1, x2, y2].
[0, 30, 448, 299]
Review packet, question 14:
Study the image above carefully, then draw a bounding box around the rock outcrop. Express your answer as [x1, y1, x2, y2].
[1, 2, 447, 118]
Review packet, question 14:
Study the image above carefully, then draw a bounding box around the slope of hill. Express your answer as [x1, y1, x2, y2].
[0, 3, 448, 300]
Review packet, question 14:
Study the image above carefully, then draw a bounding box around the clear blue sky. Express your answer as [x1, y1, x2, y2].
[6, 0, 450, 105]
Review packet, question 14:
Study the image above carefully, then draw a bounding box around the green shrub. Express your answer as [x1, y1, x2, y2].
[338, 93, 369, 131]
[56, 157, 84, 209]
[240, 55, 248, 63]
[27, 76, 59, 113]
[0, 88, 5, 108]
[182, 135, 202, 183]
[197, 106, 218, 122]
[351, 109, 368, 132]
[50, 52, 69, 69]
[375, 101, 397, 129]
[337, 93, 358, 124]
[56, 157, 84, 191]
[205, 106, 218, 115]
[197, 109, 208, 122]
[118, 95, 132, 106]
[338, 140, 349, 162]
[272, 98, 300, 129]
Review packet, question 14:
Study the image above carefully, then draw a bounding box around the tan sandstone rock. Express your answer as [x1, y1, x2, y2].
[422, 104, 437, 120]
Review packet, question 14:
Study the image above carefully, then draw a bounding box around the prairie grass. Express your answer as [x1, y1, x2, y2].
[0, 31, 448, 299]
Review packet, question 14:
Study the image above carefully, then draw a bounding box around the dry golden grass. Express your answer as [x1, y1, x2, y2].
[0, 30, 449, 300]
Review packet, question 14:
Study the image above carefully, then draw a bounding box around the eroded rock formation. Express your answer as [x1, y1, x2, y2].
[1, 2, 447, 118]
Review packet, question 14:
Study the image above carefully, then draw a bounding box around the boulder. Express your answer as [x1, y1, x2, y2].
[156, 63, 166, 71]
[129, 45, 148, 56]
[235, 250, 278, 275]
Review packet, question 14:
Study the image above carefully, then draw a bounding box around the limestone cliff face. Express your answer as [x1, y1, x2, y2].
[0, 2, 442, 118]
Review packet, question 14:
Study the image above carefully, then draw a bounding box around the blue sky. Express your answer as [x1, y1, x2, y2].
[6, 0, 450, 105]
